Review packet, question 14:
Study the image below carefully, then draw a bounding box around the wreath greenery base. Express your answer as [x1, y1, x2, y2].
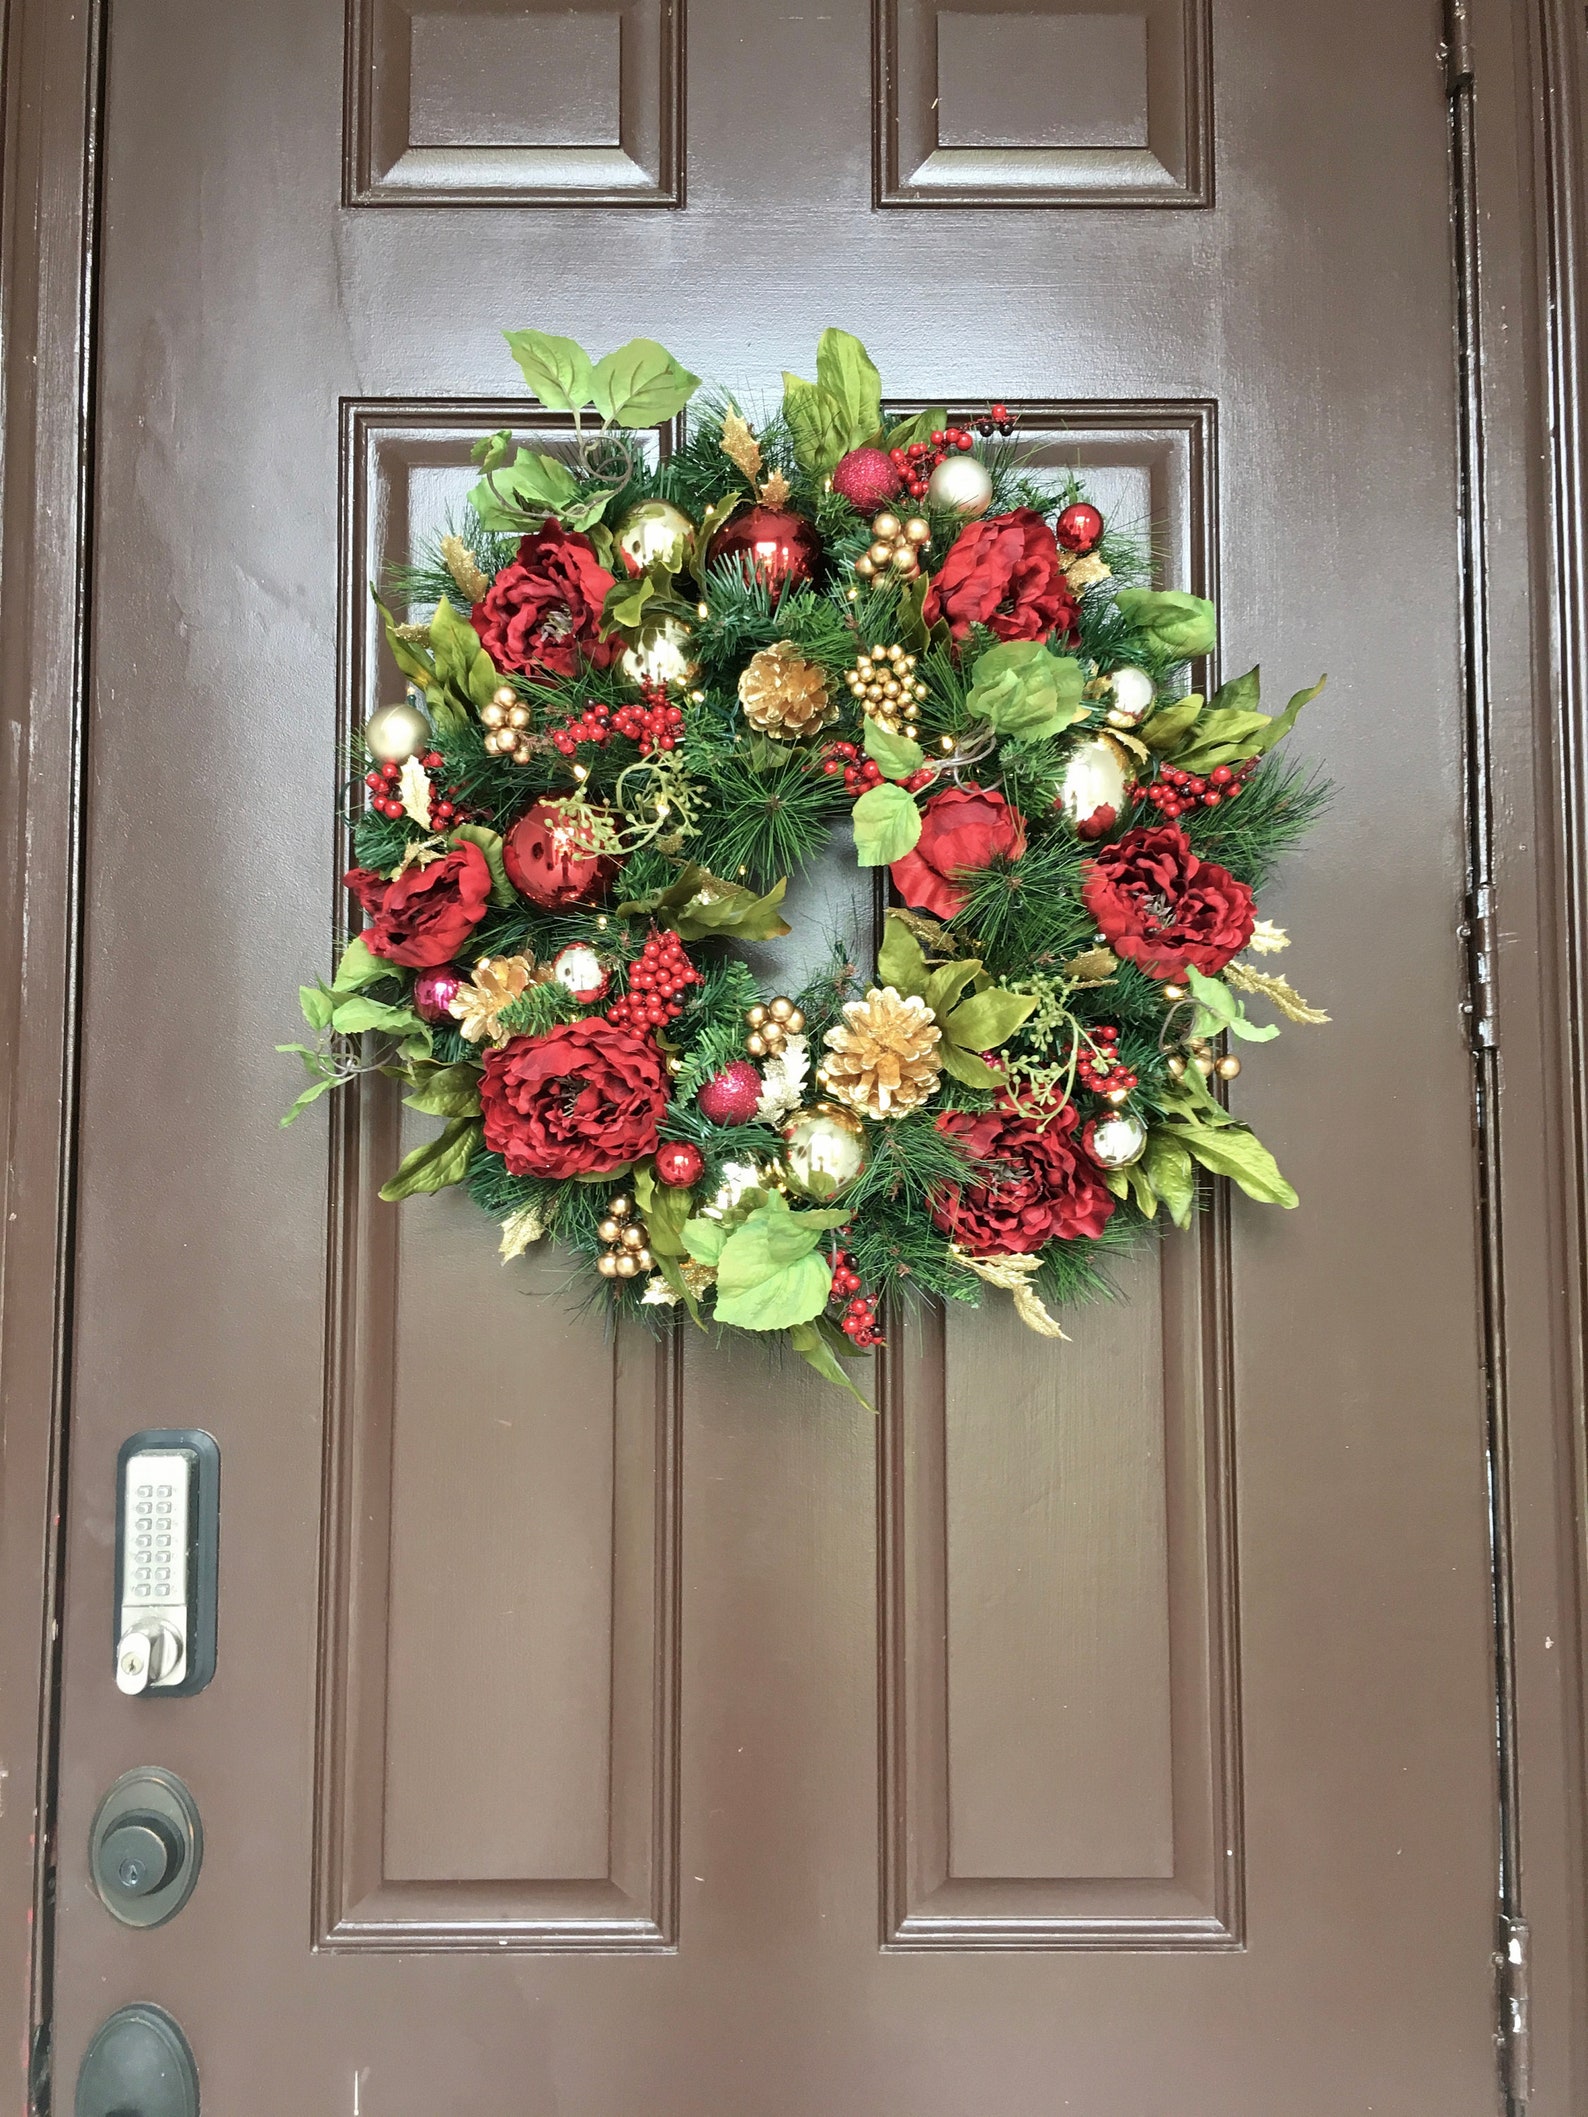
[284, 327, 1327, 1405]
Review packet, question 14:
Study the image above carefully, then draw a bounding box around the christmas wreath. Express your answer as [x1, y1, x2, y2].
[284, 328, 1327, 1404]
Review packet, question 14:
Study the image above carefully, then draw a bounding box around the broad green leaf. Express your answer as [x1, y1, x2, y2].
[895, 571, 932, 654]
[942, 986, 1038, 1052]
[780, 373, 849, 476]
[428, 596, 501, 713]
[852, 782, 922, 866]
[562, 488, 618, 533]
[378, 1116, 481, 1202]
[331, 935, 387, 994]
[330, 995, 427, 1038]
[468, 446, 581, 532]
[1210, 666, 1261, 716]
[403, 1062, 482, 1118]
[653, 1248, 705, 1325]
[503, 329, 595, 413]
[634, 1164, 694, 1257]
[1140, 694, 1204, 753]
[815, 328, 884, 451]
[863, 717, 925, 780]
[938, 1041, 1003, 1089]
[1114, 588, 1217, 660]
[673, 875, 791, 942]
[1170, 1120, 1297, 1206]
[924, 959, 982, 1020]
[591, 338, 701, 427]
[280, 1074, 340, 1126]
[1142, 1132, 1195, 1226]
[300, 984, 334, 1031]
[789, 1320, 874, 1409]
[682, 1217, 726, 1267]
[1123, 1161, 1160, 1218]
[1184, 968, 1279, 1047]
[448, 822, 516, 908]
[714, 1248, 833, 1331]
[374, 590, 436, 689]
[876, 912, 930, 999]
[471, 428, 513, 474]
[964, 639, 1087, 740]
[1254, 675, 1327, 755]
[573, 1160, 634, 1183]
[603, 571, 655, 633]
[686, 492, 743, 594]
[1102, 1168, 1129, 1200]
[884, 406, 948, 454]
[1156, 1073, 1239, 1128]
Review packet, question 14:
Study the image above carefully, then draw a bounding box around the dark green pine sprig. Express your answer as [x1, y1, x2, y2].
[689, 746, 850, 889]
[952, 835, 1095, 975]
[1033, 1212, 1150, 1315]
[1180, 754, 1330, 892]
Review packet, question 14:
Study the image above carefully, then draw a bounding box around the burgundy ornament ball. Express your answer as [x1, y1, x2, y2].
[1056, 501, 1105, 555]
[412, 964, 464, 1025]
[697, 1060, 763, 1125]
[654, 1139, 706, 1188]
[503, 800, 618, 909]
[705, 506, 821, 599]
[832, 446, 902, 514]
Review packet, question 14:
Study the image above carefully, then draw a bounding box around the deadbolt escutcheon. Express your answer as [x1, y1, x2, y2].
[75, 2002, 198, 2117]
[89, 1767, 202, 1928]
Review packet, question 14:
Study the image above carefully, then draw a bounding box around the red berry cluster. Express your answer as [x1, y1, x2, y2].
[605, 930, 704, 1034]
[829, 1250, 884, 1347]
[364, 751, 464, 825]
[974, 402, 1017, 439]
[550, 700, 612, 755]
[821, 741, 884, 796]
[1136, 758, 1256, 820]
[1075, 1024, 1139, 1096]
[611, 683, 685, 756]
[889, 426, 975, 501]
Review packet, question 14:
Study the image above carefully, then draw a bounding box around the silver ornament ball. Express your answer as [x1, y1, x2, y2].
[364, 699, 432, 764]
[925, 455, 994, 518]
[1105, 666, 1156, 728]
[782, 1102, 869, 1201]
[1058, 732, 1131, 833]
[614, 498, 695, 576]
[1086, 1111, 1148, 1170]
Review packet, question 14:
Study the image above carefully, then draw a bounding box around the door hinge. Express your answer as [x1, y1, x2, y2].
[1444, 0, 1474, 92]
[1460, 885, 1498, 1050]
[1497, 1915, 1531, 2103]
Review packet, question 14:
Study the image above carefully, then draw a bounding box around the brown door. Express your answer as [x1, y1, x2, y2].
[49, 2, 1502, 2109]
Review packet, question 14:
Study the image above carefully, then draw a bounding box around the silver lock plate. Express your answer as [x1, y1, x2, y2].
[116, 1450, 192, 1693]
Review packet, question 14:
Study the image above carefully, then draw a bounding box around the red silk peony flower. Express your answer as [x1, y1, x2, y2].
[932, 1094, 1116, 1254]
[1081, 823, 1255, 979]
[471, 521, 620, 681]
[890, 782, 1027, 921]
[480, 1018, 670, 1180]
[345, 841, 491, 969]
[921, 507, 1079, 647]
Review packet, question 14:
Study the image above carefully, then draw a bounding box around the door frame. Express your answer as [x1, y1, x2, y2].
[1, 2, 1585, 2110]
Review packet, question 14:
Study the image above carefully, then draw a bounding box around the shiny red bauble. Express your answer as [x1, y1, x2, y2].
[412, 964, 464, 1025]
[705, 506, 821, 599]
[831, 446, 902, 514]
[696, 1060, 763, 1125]
[503, 800, 618, 909]
[1056, 501, 1105, 555]
[654, 1140, 707, 1188]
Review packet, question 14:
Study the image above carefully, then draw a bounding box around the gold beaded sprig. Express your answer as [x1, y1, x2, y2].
[745, 994, 806, 1058]
[596, 1192, 653, 1280]
[480, 683, 533, 765]
[844, 643, 929, 734]
[853, 511, 931, 583]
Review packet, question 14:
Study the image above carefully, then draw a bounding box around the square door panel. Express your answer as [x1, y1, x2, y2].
[345, 0, 683, 205]
[876, 0, 1211, 205]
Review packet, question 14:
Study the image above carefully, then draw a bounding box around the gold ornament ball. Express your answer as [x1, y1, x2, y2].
[873, 511, 902, 541]
[621, 1224, 646, 1250]
[633, 1246, 653, 1272]
[746, 1032, 768, 1057]
[854, 555, 877, 579]
[1058, 733, 1131, 832]
[1216, 1054, 1243, 1080]
[1087, 1111, 1148, 1169]
[508, 703, 531, 730]
[781, 1102, 869, 1201]
[620, 615, 697, 690]
[890, 546, 919, 574]
[746, 1004, 768, 1028]
[480, 698, 508, 730]
[597, 1217, 622, 1245]
[904, 518, 931, 545]
[768, 996, 793, 1023]
[1105, 666, 1156, 728]
[868, 540, 894, 568]
[614, 497, 694, 576]
[925, 455, 994, 517]
[1193, 1054, 1217, 1077]
[609, 1194, 632, 1219]
[786, 1007, 805, 1033]
[364, 700, 432, 763]
[614, 1252, 640, 1278]
[597, 1253, 620, 1278]
[1166, 1055, 1188, 1080]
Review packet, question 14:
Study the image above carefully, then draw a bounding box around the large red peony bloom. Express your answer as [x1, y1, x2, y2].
[890, 782, 1027, 921]
[922, 507, 1079, 647]
[932, 1094, 1116, 1254]
[1081, 823, 1255, 979]
[480, 1018, 670, 1180]
[344, 841, 491, 969]
[470, 521, 620, 682]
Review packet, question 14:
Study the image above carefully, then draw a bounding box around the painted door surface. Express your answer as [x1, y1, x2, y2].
[51, 3, 1501, 2110]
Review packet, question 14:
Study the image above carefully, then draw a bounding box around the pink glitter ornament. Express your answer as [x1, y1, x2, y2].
[697, 1061, 763, 1125]
[412, 964, 464, 1025]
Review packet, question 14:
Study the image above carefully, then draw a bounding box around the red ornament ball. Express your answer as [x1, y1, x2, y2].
[705, 506, 821, 599]
[1056, 501, 1105, 555]
[697, 1061, 763, 1125]
[412, 964, 464, 1025]
[503, 800, 618, 909]
[654, 1140, 706, 1188]
[832, 446, 903, 514]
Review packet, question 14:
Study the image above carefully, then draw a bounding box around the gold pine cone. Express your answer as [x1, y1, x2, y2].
[738, 640, 838, 741]
[819, 986, 943, 1119]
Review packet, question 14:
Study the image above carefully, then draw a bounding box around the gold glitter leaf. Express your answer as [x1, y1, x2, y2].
[1225, 961, 1330, 1024]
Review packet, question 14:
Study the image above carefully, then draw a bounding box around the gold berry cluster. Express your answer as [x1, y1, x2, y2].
[845, 642, 928, 732]
[479, 683, 533, 764]
[853, 511, 931, 583]
[1160, 982, 1242, 1082]
[596, 1192, 653, 1279]
[745, 994, 806, 1058]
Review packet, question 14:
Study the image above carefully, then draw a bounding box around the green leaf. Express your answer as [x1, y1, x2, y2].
[715, 1249, 833, 1331]
[938, 1041, 1003, 1089]
[814, 328, 884, 451]
[468, 447, 580, 531]
[789, 1320, 874, 1409]
[1114, 588, 1217, 659]
[895, 571, 931, 654]
[780, 373, 849, 476]
[863, 717, 925, 780]
[1210, 666, 1261, 716]
[603, 570, 655, 634]
[924, 959, 982, 1019]
[378, 1116, 481, 1202]
[682, 1217, 726, 1267]
[300, 984, 334, 1031]
[1170, 1121, 1297, 1206]
[852, 782, 922, 867]
[1185, 965, 1280, 1045]
[884, 406, 948, 454]
[448, 822, 516, 908]
[964, 640, 1087, 741]
[330, 995, 427, 1038]
[471, 428, 513, 474]
[1140, 694, 1204, 753]
[1142, 1132, 1196, 1226]
[280, 1077, 340, 1126]
[634, 1165, 693, 1258]
[503, 329, 596, 413]
[673, 874, 791, 942]
[331, 935, 387, 994]
[876, 913, 930, 999]
[687, 492, 743, 593]
[374, 590, 436, 689]
[1122, 1161, 1160, 1218]
[403, 1062, 482, 1118]
[562, 488, 618, 533]
[942, 986, 1038, 1052]
[591, 338, 701, 427]
[428, 596, 500, 715]
[1255, 675, 1326, 755]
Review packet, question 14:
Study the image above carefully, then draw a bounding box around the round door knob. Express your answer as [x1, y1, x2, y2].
[88, 1768, 202, 1929]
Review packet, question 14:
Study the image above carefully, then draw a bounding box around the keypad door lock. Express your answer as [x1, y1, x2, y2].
[114, 1431, 219, 1697]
